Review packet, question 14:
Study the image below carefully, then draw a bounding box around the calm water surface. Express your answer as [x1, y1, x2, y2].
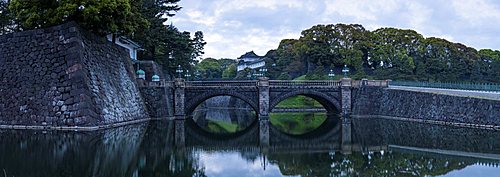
[0, 108, 499, 177]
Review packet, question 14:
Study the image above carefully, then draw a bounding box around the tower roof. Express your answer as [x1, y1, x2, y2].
[238, 51, 260, 59]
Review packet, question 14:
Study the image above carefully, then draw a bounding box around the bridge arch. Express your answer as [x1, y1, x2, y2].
[269, 90, 341, 113]
[184, 90, 259, 115]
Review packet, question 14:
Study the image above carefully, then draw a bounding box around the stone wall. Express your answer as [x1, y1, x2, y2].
[352, 87, 500, 126]
[0, 22, 149, 127]
[140, 87, 174, 118]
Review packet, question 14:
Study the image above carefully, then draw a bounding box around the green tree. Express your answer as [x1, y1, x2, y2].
[477, 49, 500, 83]
[217, 58, 236, 69]
[131, 0, 180, 61]
[275, 24, 371, 79]
[275, 39, 305, 78]
[370, 28, 423, 80]
[129, 0, 206, 74]
[0, 0, 15, 34]
[195, 58, 222, 79]
[9, 0, 146, 36]
[191, 31, 206, 60]
[222, 63, 236, 79]
[277, 72, 291, 80]
[271, 23, 498, 83]
[153, 27, 200, 73]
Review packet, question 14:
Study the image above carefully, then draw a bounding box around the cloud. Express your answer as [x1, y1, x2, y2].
[451, 0, 500, 26]
[171, 0, 500, 59]
[198, 151, 284, 177]
[324, 0, 400, 21]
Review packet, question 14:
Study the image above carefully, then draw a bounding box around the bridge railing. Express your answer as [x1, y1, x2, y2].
[269, 80, 341, 87]
[389, 80, 500, 92]
[185, 80, 258, 87]
[141, 79, 390, 88]
[352, 80, 390, 87]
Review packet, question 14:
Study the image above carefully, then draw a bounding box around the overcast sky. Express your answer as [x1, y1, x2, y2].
[171, 0, 500, 59]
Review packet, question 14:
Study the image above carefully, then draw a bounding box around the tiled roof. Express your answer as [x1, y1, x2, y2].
[238, 51, 260, 59]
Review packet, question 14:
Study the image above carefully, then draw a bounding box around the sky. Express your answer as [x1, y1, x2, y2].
[171, 0, 500, 59]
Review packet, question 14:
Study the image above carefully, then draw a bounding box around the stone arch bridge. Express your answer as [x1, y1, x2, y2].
[140, 78, 389, 146]
[168, 78, 389, 119]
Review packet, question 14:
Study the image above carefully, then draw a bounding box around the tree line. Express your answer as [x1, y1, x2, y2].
[0, 0, 205, 75]
[193, 24, 498, 83]
[268, 24, 499, 83]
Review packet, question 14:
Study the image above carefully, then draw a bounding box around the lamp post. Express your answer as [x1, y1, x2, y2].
[328, 69, 335, 80]
[194, 70, 201, 80]
[259, 67, 268, 77]
[184, 70, 191, 81]
[152, 74, 160, 82]
[136, 69, 145, 80]
[342, 65, 350, 78]
[252, 69, 257, 79]
[176, 65, 183, 78]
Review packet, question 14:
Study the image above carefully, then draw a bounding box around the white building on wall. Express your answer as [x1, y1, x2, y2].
[237, 51, 265, 71]
[107, 35, 142, 61]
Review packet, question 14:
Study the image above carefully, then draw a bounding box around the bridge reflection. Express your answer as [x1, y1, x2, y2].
[1, 118, 500, 177]
[182, 115, 344, 152]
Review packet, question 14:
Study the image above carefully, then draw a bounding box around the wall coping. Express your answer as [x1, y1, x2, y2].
[0, 117, 173, 131]
[352, 115, 500, 131]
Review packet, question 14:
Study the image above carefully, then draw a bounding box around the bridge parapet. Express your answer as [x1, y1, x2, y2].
[185, 80, 258, 88]
[269, 80, 341, 88]
[352, 79, 390, 87]
[139, 79, 389, 89]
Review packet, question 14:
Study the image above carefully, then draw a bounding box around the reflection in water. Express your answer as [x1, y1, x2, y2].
[192, 108, 256, 134]
[0, 123, 149, 177]
[269, 112, 335, 135]
[0, 111, 499, 176]
[192, 96, 257, 134]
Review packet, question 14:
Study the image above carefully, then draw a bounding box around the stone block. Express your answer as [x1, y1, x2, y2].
[0, 22, 149, 127]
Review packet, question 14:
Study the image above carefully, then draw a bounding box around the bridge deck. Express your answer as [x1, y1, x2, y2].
[144, 79, 389, 88]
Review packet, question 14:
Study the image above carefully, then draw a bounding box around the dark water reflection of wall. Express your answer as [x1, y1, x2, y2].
[0, 123, 149, 177]
[0, 121, 207, 177]
[353, 118, 500, 154]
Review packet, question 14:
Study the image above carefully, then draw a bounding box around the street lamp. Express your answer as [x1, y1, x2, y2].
[152, 74, 160, 82]
[328, 69, 335, 80]
[176, 65, 183, 78]
[194, 70, 201, 80]
[136, 69, 145, 80]
[184, 70, 191, 81]
[259, 67, 268, 77]
[252, 69, 257, 79]
[342, 65, 350, 78]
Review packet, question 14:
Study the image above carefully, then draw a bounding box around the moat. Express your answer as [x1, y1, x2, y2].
[1, 105, 499, 177]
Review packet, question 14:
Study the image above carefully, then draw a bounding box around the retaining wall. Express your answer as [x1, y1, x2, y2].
[352, 87, 500, 127]
[0, 22, 149, 128]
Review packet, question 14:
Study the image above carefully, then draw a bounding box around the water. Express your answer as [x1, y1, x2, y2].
[0, 108, 499, 177]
